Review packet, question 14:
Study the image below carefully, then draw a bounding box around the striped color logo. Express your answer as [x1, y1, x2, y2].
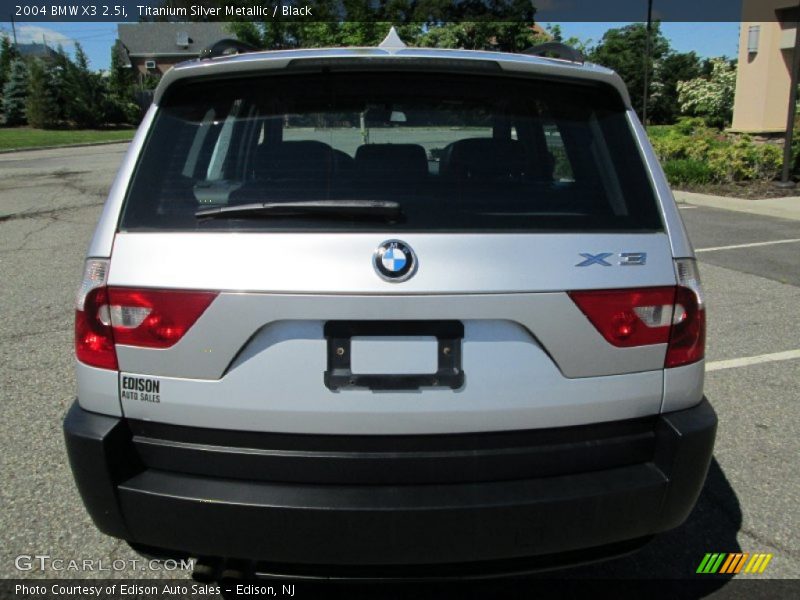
[696, 553, 773, 574]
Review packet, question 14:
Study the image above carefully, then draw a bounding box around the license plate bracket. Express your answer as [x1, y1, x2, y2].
[324, 321, 464, 391]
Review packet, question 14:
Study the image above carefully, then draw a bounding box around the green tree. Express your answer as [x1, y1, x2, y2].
[109, 41, 135, 99]
[677, 58, 737, 128]
[26, 59, 60, 128]
[649, 51, 702, 125]
[226, 20, 415, 50]
[106, 41, 140, 124]
[3, 58, 29, 125]
[74, 41, 89, 70]
[49, 45, 74, 124]
[589, 23, 670, 122]
[225, 21, 263, 47]
[545, 24, 592, 54]
[224, 0, 535, 50]
[418, 22, 538, 52]
[63, 42, 106, 128]
[0, 34, 18, 105]
[547, 24, 564, 42]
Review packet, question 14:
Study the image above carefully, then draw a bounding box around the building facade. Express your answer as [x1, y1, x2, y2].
[732, 1, 799, 134]
[115, 22, 232, 84]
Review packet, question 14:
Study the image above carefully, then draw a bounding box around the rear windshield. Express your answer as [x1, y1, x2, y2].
[120, 71, 662, 232]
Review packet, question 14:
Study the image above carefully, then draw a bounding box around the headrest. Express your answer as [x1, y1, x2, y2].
[256, 141, 334, 180]
[440, 138, 532, 181]
[355, 143, 428, 179]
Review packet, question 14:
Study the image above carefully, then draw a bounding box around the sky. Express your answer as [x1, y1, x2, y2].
[0, 21, 741, 72]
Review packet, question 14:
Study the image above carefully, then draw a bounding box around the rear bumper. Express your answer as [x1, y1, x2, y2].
[64, 398, 716, 573]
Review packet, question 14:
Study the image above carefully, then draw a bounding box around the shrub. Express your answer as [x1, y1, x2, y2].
[707, 137, 782, 183]
[651, 134, 688, 161]
[101, 95, 140, 126]
[650, 118, 723, 163]
[662, 159, 714, 185]
[651, 122, 784, 186]
[672, 117, 707, 136]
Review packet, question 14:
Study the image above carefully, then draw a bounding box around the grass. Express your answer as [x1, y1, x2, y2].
[0, 127, 135, 151]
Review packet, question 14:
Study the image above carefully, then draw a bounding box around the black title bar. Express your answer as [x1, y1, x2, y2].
[3, 1, 780, 24]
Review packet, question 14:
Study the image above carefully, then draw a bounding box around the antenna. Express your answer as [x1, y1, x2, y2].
[379, 26, 406, 50]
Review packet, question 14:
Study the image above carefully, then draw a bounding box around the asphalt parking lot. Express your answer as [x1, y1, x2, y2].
[0, 144, 798, 592]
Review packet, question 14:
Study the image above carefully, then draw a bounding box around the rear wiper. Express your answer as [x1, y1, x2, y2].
[195, 200, 402, 220]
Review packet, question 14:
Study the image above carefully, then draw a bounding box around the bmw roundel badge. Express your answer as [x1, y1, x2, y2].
[374, 240, 417, 282]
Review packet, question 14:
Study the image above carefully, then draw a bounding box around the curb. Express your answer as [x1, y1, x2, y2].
[673, 190, 800, 221]
[0, 139, 132, 155]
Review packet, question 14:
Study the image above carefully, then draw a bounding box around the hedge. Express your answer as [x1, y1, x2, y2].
[649, 118, 783, 186]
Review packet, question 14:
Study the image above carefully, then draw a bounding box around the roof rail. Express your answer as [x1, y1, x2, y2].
[522, 42, 584, 64]
[200, 39, 260, 60]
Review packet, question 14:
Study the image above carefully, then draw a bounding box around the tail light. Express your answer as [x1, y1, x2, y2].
[106, 288, 217, 348]
[666, 259, 706, 368]
[75, 259, 218, 370]
[75, 259, 117, 370]
[568, 259, 705, 368]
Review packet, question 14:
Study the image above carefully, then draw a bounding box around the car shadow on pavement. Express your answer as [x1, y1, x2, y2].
[306, 458, 742, 600]
[537, 458, 742, 584]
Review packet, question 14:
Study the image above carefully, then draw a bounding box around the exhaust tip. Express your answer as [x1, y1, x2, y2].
[192, 558, 221, 583]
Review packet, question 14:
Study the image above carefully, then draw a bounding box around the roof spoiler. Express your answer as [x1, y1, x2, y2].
[200, 39, 260, 60]
[522, 42, 584, 64]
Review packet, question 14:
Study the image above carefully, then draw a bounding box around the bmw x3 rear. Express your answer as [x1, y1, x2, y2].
[64, 39, 716, 578]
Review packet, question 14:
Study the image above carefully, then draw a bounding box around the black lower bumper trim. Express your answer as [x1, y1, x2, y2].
[64, 399, 716, 570]
[128, 413, 658, 486]
[118, 463, 665, 565]
[200, 536, 653, 581]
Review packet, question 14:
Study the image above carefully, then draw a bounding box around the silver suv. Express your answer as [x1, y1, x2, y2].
[64, 34, 716, 579]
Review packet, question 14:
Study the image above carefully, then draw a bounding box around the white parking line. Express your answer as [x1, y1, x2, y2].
[696, 238, 800, 253]
[706, 349, 800, 372]
[678, 205, 697, 209]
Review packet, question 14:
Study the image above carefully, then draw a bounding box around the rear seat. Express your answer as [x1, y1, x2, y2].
[234, 141, 430, 203]
[354, 143, 429, 181]
[440, 138, 541, 182]
[254, 140, 335, 181]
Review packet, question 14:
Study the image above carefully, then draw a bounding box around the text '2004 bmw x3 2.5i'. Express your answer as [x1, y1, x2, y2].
[64, 32, 716, 579]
